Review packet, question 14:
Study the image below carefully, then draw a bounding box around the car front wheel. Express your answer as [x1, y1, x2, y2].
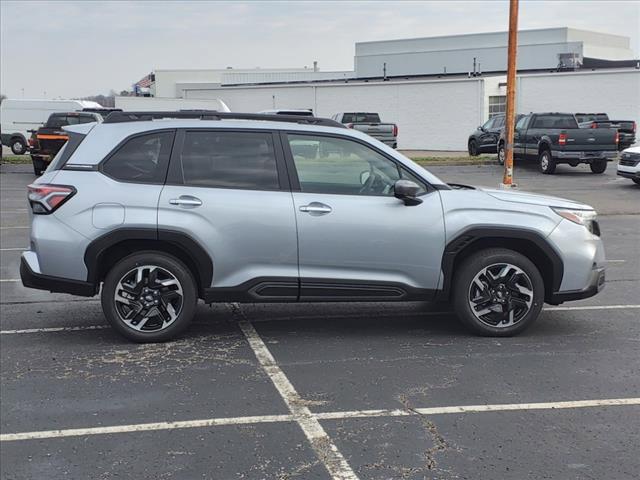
[101, 251, 197, 342]
[452, 248, 544, 336]
[468, 140, 479, 156]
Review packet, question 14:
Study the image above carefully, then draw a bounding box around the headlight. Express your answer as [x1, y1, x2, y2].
[551, 207, 597, 226]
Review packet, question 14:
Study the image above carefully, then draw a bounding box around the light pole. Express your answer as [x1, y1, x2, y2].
[501, 0, 519, 189]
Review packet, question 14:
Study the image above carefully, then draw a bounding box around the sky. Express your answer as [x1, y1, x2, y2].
[1, 0, 639, 99]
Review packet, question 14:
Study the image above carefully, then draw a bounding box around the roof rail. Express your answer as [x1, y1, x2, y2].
[103, 110, 346, 128]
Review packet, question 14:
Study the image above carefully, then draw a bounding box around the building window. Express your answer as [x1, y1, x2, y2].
[488, 95, 507, 118]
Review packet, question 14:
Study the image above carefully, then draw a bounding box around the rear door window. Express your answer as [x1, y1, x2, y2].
[102, 131, 174, 183]
[177, 131, 280, 190]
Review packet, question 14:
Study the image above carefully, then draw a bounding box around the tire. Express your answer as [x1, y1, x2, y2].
[11, 137, 27, 155]
[468, 140, 479, 156]
[497, 143, 505, 165]
[633, 178, 640, 185]
[32, 157, 46, 176]
[538, 149, 556, 174]
[452, 248, 545, 337]
[589, 160, 607, 174]
[101, 251, 197, 342]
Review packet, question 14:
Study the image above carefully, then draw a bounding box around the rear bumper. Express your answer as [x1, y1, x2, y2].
[20, 253, 96, 297]
[555, 150, 617, 162]
[548, 266, 605, 304]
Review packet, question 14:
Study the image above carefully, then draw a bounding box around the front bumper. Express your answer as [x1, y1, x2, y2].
[20, 253, 95, 296]
[617, 170, 640, 180]
[548, 266, 605, 304]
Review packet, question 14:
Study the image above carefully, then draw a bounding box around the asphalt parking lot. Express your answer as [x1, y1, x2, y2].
[1, 160, 639, 479]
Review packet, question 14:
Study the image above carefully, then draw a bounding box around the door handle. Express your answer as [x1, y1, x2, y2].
[169, 195, 202, 207]
[299, 202, 332, 215]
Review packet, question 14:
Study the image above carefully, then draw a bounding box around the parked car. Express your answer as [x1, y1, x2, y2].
[332, 112, 398, 148]
[468, 115, 508, 157]
[21, 110, 605, 342]
[0, 99, 103, 155]
[575, 113, 636, 151]
[29, 111, 110, 175]
[496, 114, 526, 164]
[617, 146, 640, 185]
[496, 112, 618, 174]
[469, 113, 526, 162]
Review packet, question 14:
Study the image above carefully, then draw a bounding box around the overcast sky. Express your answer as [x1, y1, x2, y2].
[1, 0, 638, 99]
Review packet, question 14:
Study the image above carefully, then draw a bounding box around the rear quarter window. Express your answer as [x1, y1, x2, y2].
[47, 132, 86, 171]
[101, 131, 174, 183]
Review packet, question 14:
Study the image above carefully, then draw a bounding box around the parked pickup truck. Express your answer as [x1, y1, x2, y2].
[29, 111, 108, 175]
[332, 112, 398, 148]
[497, 112, 618, 174]
[575, 113, 636, 151]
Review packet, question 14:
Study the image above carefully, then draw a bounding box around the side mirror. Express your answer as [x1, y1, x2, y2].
[393, 179, 423, 206]
[478, 125, 485, 132]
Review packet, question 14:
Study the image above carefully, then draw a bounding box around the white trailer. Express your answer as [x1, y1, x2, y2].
[0, 99, 103, 154]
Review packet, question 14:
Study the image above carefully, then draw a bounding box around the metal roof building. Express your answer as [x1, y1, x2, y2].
[354, 27, 636, 77]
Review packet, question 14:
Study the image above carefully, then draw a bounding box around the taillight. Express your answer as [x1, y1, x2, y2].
[392, 124, 398, 137]
[346, 123, 354, 129]
[558, 133, 567, 146]
[615, 131, 619, 144]
[633, 121, 637, 133]
[27, 184, 76, 214]
[590, 122, 598, 129]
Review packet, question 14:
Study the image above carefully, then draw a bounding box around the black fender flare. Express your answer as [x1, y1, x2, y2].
[84, 228, 214, 295]
[438, 226, 564, 301]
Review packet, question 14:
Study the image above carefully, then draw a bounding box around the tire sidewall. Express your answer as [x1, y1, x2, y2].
[498, 144, 505, 165]
[538, 149, 555, 174]
[453, 249, 545, 337]
[468, 140, 478, 156]
[101, 251, 197, 342]
[590, 160, 607, 174]
[11, 138, 26, 155]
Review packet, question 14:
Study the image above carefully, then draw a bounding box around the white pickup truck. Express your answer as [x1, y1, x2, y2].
[332, 112, 398, 148]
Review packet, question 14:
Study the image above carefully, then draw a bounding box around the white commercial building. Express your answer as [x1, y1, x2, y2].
[130, 28, 639, 150]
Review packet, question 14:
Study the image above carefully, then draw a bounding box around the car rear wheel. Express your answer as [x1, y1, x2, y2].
[497, 143, 505, 165]
[101, 252, 197, 343]
[452, 248, 544, 336]
[538, 149, 556, 174]
[468, 140, 479, 156]
[11, 138, 27, 155]
[633, 178, 640, 185]
[589, 160, 607, 174]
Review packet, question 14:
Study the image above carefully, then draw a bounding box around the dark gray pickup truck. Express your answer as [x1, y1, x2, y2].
[498, 112, 618, 174]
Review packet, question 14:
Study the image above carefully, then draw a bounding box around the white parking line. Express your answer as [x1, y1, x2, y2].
[1, 325, 109, 335]
[0, 414, 294, 442]
[2, 397, 638, 442]
[238, 318, 359, 480]
[0, 226, 29, 230]
[0, 279, 20, 282]
[0, 247, 26, 251]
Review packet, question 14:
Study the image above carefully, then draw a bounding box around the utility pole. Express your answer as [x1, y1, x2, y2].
[501, 0, 519, 189]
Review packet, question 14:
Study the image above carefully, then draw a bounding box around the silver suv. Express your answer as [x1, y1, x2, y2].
[20, 111, 606, 342]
